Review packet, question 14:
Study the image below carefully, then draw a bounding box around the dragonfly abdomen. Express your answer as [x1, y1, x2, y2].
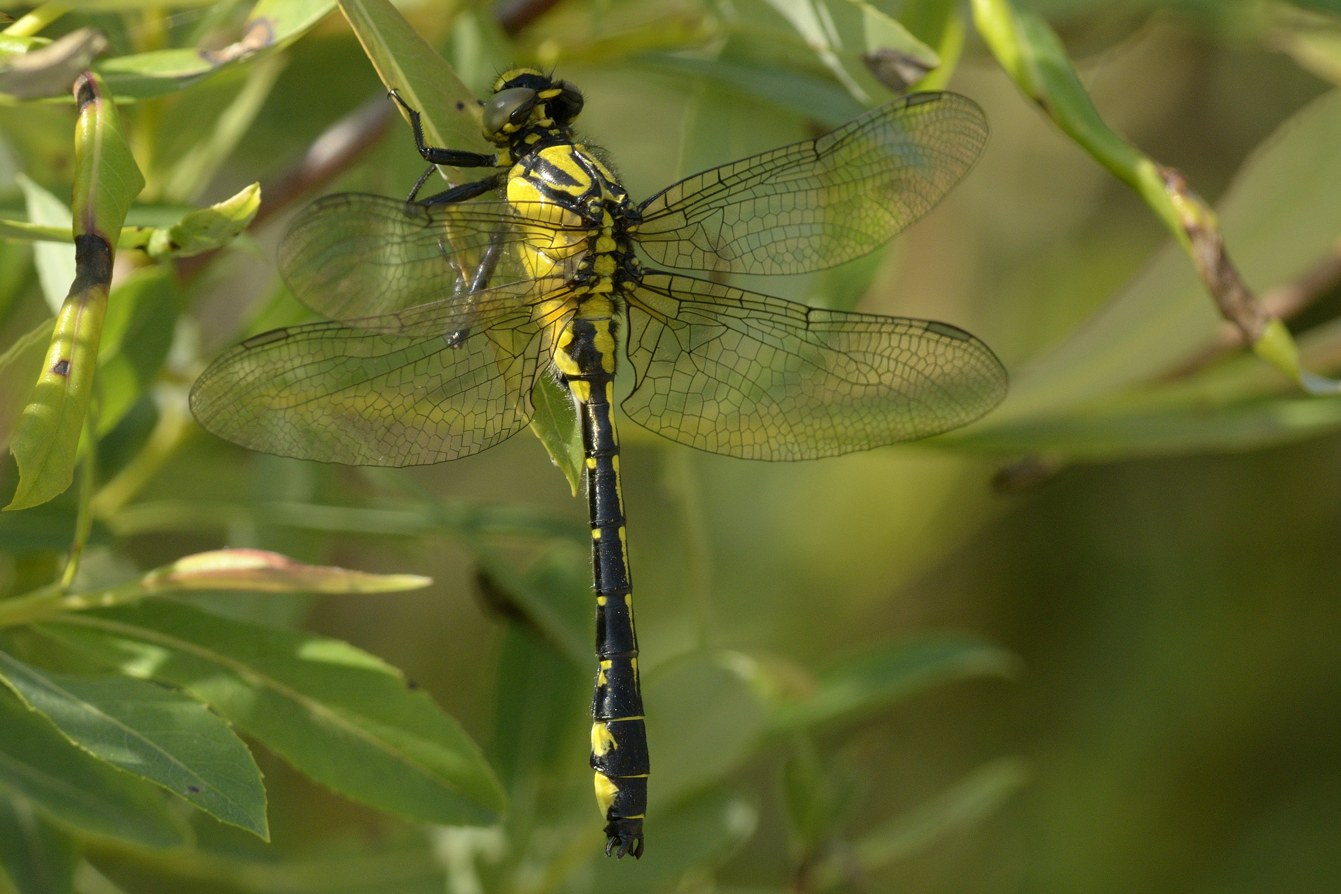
[553, 312, 649, 859]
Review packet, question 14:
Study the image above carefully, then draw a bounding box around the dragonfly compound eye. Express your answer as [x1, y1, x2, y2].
[483, 87, 538, 138]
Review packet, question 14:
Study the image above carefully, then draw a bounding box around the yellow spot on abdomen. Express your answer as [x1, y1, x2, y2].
[593, 771, 618, 815]
[591, 721, 617, 756]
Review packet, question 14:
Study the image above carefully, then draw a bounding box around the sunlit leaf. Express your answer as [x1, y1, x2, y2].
[140, 548, 432, 594]
[0, 652, 268, 838]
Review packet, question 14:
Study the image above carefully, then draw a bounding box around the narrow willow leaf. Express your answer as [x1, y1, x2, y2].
[37, 601, 506, 825]
[0, 319, 54, 451]
[0, 688, 186, 849]
[95, 267, 179, 437]
[971, 0, 1334, 395]
[337, 0, 480, 151]
[140, 548, 432, 595]
[846, 758, 1028, 874]
[6, 73, 143, 511]
[769, 635, 1018, 733]
[15, 174, 72, 313]
[95, 0, 336, 99]
[145, 183, 262, 259]
[0, 652, 268, 838]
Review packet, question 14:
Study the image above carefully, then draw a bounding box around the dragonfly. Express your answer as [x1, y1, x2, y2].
[190, 68, 1008, 859]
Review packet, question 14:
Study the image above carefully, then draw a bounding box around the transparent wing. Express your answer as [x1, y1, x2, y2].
[190, 284, 575, 466]
[634, 92, 987, 276]
[622, 271, 1007, 461]
[278, 192, 586, 323]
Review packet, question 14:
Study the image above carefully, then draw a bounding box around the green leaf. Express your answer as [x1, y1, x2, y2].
[6, 73, 144, 511]
[0, 318, 54, 452]
[646, 652, 770, 803]
[851, 758, 1027, 871]
[0, 652, 268, 838]
[94, 0, 337, 99]
[768, 635, 1018, 733]
[959, 88, 1341, 458]
[37, 601, 506, 825]
[747, 0, 941, 102]
[95, 267, 180, 437]
[0, 687, 186, 849]
[0, 796, 78, 894]
[337, 0, 481, 152]
[15, 174, 72, 313]
[144, 183, 262, 259]
[971, 0, 1336, 397]
[4, 252, 107, 511]
[70, 74, 145, 245]
[139, 548, 432, 595]
[471, 540, 589, 668]
[529, 376, 583, 496]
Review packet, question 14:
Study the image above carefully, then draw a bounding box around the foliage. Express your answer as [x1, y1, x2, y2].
[1, 0, 1339, 892]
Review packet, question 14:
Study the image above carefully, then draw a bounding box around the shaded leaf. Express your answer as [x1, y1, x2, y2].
[37, 601, 506, 825]
[819, 757, 1027, 882]
[0, 796, 78, 894]
[95, 0, 336, 99]
[95, 266, 179, 437]
[769, 635, 1018, 733]
[0, 27, 107, 101]
[0, 687, 186, 849]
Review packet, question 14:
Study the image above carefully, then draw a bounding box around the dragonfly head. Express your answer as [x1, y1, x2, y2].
[484, 68, 584, 147]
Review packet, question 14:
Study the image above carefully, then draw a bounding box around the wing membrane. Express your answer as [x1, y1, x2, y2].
[279, 193, 587, 323]
[622, 271, 1007, 460]
[189, 287, 572, 466]
[634, 93, 987, 276]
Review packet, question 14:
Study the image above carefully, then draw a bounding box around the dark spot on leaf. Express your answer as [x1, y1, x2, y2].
[198, 17, 276, 66]
[52, 358, 71, 376]
[72, 233, 113, 290]
[406, 678, 420, 690]
[456, 101, 466, 111]
[74, 73, 98, 111]
[186, 785, 202, 794]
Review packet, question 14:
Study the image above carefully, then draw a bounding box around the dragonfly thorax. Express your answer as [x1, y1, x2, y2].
[506, 142, 636, 290]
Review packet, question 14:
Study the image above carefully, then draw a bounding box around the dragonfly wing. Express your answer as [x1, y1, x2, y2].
[190, 298, 549, 466]
[622, 272, 1007, 460]
[635, 92, 987, 276]
[279, 193, 540, 323]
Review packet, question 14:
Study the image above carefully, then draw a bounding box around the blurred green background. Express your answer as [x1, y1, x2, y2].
[2, 0, 1340, 891]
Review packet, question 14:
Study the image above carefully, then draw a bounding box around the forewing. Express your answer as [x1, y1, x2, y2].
[622, 272, 1007, 461]
[635, 93, 987, 276]
[190, 292, 556, 466]
[279, 193, 561, 323]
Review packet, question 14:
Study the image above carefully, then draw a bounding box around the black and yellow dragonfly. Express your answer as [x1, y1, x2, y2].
[190, 68, 1007, 859]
